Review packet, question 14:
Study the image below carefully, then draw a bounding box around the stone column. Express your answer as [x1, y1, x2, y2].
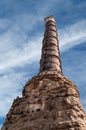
[40, 16, 62, 73]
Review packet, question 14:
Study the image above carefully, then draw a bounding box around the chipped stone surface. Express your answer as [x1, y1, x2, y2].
[1, 72, 86, 130]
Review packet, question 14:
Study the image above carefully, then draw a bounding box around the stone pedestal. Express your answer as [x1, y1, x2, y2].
[1, 72, 86, 130]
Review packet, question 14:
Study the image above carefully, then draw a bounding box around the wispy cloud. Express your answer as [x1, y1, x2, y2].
[59, 20, 86, 52]
[0, 35, 42, 71]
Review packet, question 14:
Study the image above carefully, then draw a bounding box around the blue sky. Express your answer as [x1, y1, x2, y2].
[0, 0, 86, 128]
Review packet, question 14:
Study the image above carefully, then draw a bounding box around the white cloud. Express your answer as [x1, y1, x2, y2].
[0, 35, 42, 71]
[0, 16, 42, 72]
[59, 20, 86, 52]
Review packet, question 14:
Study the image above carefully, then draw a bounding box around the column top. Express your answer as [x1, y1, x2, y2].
[44, 16, 55, 23]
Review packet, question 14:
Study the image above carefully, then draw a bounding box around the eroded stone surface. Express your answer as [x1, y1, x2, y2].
[1, 72, 86, 130]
